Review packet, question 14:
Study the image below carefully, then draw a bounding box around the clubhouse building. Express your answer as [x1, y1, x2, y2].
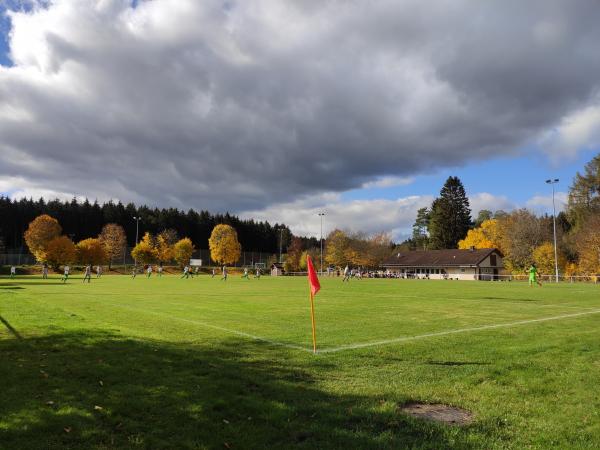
[381, 248, 504, 280]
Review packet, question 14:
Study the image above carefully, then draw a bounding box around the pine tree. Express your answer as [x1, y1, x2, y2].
[411, 207, 430, 250]
[427, 176, 472, 249]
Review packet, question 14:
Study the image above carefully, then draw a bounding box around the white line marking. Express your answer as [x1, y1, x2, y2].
[108, 303, 313, 353]
[318, 309, 600, 353]
[84, 301, 600, 356]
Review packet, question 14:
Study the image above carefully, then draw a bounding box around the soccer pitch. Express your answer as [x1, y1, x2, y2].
[1, 276, 599, 449]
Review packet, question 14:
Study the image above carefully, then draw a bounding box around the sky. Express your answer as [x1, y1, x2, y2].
[1, 0, 599, 241]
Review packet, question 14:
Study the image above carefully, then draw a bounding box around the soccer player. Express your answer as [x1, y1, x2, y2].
[61, 265, 70, 283]
[528, 263, 542, 287]
[194, 266, 199, 277]
[221, 265, 228, 281]
[254, 268, 261, 279]
[96, 265, 102, 278]
[181, 265, 191, 279]
[147, 265, 153, 278]
[157, 263, 163, 277]
[342, 265, 350, 282]
[10, 265, 16, 279]
[42, 264, 48, 279]
[211, 268, 216, 278]
[132, 266, 137, 278]
[83, 265, 92, 283]
[242, 267, 249, 279]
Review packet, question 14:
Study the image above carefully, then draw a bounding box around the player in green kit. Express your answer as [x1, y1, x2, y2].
[528, 263, 542, 287]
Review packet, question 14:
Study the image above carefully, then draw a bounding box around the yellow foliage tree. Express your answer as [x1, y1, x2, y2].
[209, 224, 241, 265]
[325, 229, 350, 267]
[155, 234, 175, 263]
[532, 242, 566, 276]
[76, 238, 107, 265]
[44, 236, 76, 269]
[173, 238, 195, 267]
[131, 232, 158, 264]
[299, 249, 319, 271]
[458, 219, 501, 250]
[24, 214, 62, 262]
[99, 223, 126, 269]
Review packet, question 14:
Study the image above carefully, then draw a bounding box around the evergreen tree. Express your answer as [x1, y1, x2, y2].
[411, 207, 430, 250]
[427, 176, 472, 249]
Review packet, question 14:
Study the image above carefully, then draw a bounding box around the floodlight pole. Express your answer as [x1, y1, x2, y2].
[545, 179, 560, 283]
[279, 227, 284, 263]
[133, 216, 141, 266]
[318, 212, 326, 275]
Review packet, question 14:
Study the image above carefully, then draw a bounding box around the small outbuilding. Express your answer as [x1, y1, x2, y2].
[381, 248, 504, 280]
[271, 262, 284, 277]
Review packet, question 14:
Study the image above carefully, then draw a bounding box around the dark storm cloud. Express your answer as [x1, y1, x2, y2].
[0, 0, 599, 211]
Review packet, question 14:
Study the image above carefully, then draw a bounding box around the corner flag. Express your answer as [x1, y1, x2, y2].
[306, 255, 320, 353]
[306, 255, 320, 297]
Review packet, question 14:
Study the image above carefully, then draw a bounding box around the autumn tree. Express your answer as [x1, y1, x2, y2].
[498, 209, 551, 273]
[299, 248, 320, 271]
[474, 210, 493, 227]
[458, 219, 502, 251]
[44, 236, 76, 269]
[158, 229, 179, 246]
[283, 237, 304, 272]
[99, 223, 126, 269]
[532, 242, 566, 276]
[76, 238, 107, 265]
[427, 176, 472, 249]
[325, 229, 350, 267]
[567, 153, 600, 229]
[209, 224, 241, 266]
[24, 214, 62, 262]
[575, 214, 600, 275]
[173, 238, 195, 267]
[131, 232, 158, 265]
[155, 234, 175, 264]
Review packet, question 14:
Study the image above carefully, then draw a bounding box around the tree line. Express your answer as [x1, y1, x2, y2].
[23, 214, 247, 270]
[0, 197, 290, 253]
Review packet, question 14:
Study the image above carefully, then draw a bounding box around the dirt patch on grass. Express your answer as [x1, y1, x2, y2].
[401, 403, 473, 426]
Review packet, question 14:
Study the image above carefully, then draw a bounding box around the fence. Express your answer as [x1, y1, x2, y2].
[0, 248, 277, 268]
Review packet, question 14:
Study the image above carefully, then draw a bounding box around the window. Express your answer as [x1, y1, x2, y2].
[460, 268, 465, 273]
[490, 254, 497, 266]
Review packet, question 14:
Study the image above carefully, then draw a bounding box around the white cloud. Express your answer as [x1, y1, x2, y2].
[525, 191, 568, 213]
[241, 193, 433, 241]
[361, 176, 414, 189]
[469, 192, 515, 215]
[0, 0, 599, 213]
[539, 101, 600, 162]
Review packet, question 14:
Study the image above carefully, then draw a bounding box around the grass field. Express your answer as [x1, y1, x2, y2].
[1, 275, 599, 449]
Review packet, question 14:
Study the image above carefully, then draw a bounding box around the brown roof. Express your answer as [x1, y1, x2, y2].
[382, 248, 501, 267]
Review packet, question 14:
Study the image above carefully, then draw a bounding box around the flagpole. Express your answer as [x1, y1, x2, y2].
[309, 293, 317, 354]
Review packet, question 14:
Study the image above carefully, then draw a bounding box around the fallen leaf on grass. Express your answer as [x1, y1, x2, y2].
[46, 401, 54, 406]
[224, 443, 231, 449]
[99, 380, 104, 386]
[222, 419, 230, 424]
[94, 405, 103, 411]
[64, 427, 72, 433]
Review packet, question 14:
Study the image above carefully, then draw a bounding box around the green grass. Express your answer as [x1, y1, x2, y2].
[1, 275, 599, 449]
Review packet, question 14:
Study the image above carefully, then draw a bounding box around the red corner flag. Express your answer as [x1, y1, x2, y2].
[306, 255, 321, 297]
[306, 255, 320, 353]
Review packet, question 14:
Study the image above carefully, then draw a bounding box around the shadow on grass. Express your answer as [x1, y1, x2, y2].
[0, 315, 23, 340]
[0, 332, 481, 449]
[425, 361, 490, 367]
